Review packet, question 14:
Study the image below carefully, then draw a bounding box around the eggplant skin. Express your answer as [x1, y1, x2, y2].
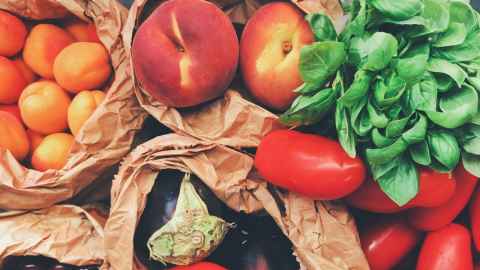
[134, 170, 225, 270]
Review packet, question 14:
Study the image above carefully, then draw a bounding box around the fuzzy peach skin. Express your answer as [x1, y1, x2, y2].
[63, 18, 101, 43]
[23, 24, 74, 79]
[26, 129, 45, 155]
[13, 57, 37, 84]
[19, 81, 71, 135]
[68, 90, 106, 136]
[0, 56, 27, 104]
[132, 0, 239, 108]
[0, 111, 30, 160]
[240, 2, 314, 111]
[31, 132, 73, 171]
[53, 42, 111, 93]
[0, 10, 27, 57]
[0, 105, 22, 122]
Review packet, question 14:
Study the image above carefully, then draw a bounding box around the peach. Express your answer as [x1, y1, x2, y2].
[53, 42, 111, 93]
[23, 24, 74, 79]
[31, 132, 73, 171]
[0, 10, 27, 56]
[63, 18, 101, 43]
[132, 0, 239, 107]
[19, 81, 71, 135]
[26, 129, 45, 155]
[13, 57, 37, 84]
[68, 90, 105, 136]
[0, 56, 27, 104]
[0, 105, 22, 122]
[240, 2, 314, 111]
[0, 111, 29, 160]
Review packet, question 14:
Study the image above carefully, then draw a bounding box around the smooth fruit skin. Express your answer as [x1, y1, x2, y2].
[68, 90, 106, 136]
[0, 10, 27, 56]
[0, 105, 22, 122]
[470, 185, 480, 251]
[26, 129, 44, 155]
[54, 42, 111, 92]
[31, 133, 74, 171]
[132, 0, 239, 107]
[255, 130, 366, 200]
[346, 168, 456, 213]
[0, 56, 27, 104]
[360, 216, 422, 270]
[168, 262, 226, 270]
[19, 81, 71, 135]
[23, 24, 74, 79]
[63, 18, 101, 43]
[240, 2, 314, 111]
[0, 111, 30, 160]
[417, 223, 473, 270]
[13, 57, 37, 84]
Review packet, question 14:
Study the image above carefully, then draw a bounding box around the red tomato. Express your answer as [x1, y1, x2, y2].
[345, 168, 456, 213]
[360, 216, 422, 270]
[0, 104, 21, 122]
[169, 262, 227, 270]
[470, 185, 480, 251]
[254, 130, 366, 200]
[408, 165, 477, 231]
[417, 223, 473, 270]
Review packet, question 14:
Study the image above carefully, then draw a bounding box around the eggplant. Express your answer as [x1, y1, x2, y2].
[134, 170, 227, 269]
[209, 210, 299, 270]
[1, 256, 98, 270]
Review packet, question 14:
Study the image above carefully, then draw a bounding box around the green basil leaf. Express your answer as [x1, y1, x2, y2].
[369, 0, 422, 20]
[336, 104, 357, 158]
[427, 58, 467, 87]
[299, 41, 347, 85]
[382, 16, 427, 26]
[361, 32, 398, 71]
[351, 96, 373, 136]
[427, 129, 461, 171]
[467, 76, 480, 92]
[340, 0, 367, 42]
[386, 114, 412, 138]
[433, 23, 467, 48]
[405, 73, 438, 111]
[434, 73, 455, 92]
[461, 124, 480, 155]
[449, 0, 478, 34]
[367, 100, 389, 128]
[306, 13, 337, 41]
[338, 70, 372, 107]
[462, 151, 480, 177]
[396, 54, 429, 82]
[367, 138, 409, 165]
[372, 128, 396, 147]
[410, 141, 432, 166]
[374, 73, 408, 108]
[402, 113, 428, 144]
[371, 154, 419, 206]
[426, 85, 479, 128]
[407, 0, 450, 37]
[294, 82, 322, 95]
[348, 35, 369, 67]
[434, 31, 480, 63]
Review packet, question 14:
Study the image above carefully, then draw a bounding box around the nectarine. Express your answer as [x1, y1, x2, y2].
[132, 0, 239, 107]
[0, 10, 27, 56]
[0, 56, 27, 104]
[0, 111, 29, 160]
[63, 18, 101, 43]
[23, 24, 74, 79]
[26, 129, 44, 155]
[0, 105, 22, 122]
[19, 81, 71, 135]
[31, 133, 73, 171]
[53, 42, 111, 93]
[68, 90, 105, 136]
[240, 2, 314, 111]
[13, 57, 37, 84]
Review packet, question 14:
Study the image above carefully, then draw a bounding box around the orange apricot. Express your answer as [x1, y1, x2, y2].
[12, 57, 37, 84]
[0, 104, 22, 122]
[19, 81, 71, 135]
[63, 18, 101, 43]
[0, 56, 27, 104]
[23, 24, 74, 79]
[31, 132, 73, 171]
[0, 111, 29, 160]
[26, 129, 45, 155]
[0, 10, 27, 56]
[54, 42, 111, 93]
[68, 90, 105, 136]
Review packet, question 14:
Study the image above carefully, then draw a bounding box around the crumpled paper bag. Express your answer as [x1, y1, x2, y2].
[0, 0, 147, 210]
[103, 134, 369, 270]
[0, 204, 107, 267]
[123, 0, 344, 148]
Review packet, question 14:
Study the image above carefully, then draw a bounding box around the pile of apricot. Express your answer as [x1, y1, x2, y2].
[0, 10, 112, 171]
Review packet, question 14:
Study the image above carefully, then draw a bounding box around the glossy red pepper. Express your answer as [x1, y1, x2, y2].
[470, 185, 480, 251]
[255, 130, 366, 200]
[408, 165, 477, 231]
[360, 216, 422, 270]
[169, 262, 227, 270]
[417, 223, 473, 270]
[345, 168, 456, 213]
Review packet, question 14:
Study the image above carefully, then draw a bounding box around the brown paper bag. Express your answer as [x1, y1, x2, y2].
[0, 204, 107, 267]
[103, 134, 369, 270]
[123, 0, 344, 148]
[0, 0, 148, 210]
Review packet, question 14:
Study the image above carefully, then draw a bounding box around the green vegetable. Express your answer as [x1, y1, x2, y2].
[427, 129, 461, 171]
[299, 41, 347, 85]
[427, 58, 467, 87]
[306, 13, 337, 41]
[370, 0, 423, 20]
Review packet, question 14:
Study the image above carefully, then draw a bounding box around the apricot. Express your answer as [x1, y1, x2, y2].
[31, 132, 73, 171]
[13, 57, 37, 84]
[0, 56, 27, 104]
[53, 42, 111, 93]
[19, 81, 71, 135]
[23, 24, 74, 79]
[0, 10, 27, 56]
[68, 90, 105, 136]
[26, 129, 44, 154]
[132, 0, 239, 107]
[0, 111, 29, 160]
[63, 18, 101, 43]
[240, 2, 314, 110]
[0, 105, 22, 122]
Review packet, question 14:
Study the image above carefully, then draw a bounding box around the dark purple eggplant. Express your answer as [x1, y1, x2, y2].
[1, 256, 98, 270]
[134, 170, 227, 269]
